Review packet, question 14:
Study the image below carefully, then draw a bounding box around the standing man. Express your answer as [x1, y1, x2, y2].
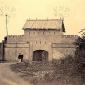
[18, 53, 23, 62]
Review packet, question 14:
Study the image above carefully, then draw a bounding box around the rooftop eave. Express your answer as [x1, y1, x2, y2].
[23, 28, 62, 31]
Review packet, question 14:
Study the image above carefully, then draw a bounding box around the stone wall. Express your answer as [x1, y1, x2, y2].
[24, 30, 78, 61]
[0, 41, 4, 61]
[4, 29, 78, 61]
[6, 35, 25, 43]
[4, 43, 30, 61]
[0, 43, 2, 60]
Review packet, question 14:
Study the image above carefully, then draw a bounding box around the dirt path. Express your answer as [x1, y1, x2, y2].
[0, 63, 32, 85]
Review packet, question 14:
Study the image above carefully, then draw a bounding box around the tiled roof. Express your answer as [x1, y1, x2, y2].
[23, 19, 64, 30]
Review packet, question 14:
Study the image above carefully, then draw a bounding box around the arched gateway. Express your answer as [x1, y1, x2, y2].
[2, 19, 78, 62]
[33, 50, 48, 61]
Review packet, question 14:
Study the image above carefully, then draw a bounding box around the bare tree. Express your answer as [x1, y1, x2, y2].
[53, 6, 70, 18]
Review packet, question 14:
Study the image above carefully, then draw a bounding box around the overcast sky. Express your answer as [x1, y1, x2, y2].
[0, 0, 85, 41]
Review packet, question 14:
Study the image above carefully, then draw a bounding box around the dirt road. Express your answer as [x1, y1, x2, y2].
[0, 63, 32, 85]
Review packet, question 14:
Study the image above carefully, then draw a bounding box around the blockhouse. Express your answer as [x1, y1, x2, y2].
[1, 19, 78, 62]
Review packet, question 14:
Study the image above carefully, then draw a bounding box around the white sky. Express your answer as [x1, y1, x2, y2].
[0, 0, 85, 41]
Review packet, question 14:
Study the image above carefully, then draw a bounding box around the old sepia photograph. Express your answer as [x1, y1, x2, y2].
[0, 0, 85, 85]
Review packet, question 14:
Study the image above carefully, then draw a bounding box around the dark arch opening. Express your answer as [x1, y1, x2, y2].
[18, 54, 23, 62]
[33, 50, 48, 61]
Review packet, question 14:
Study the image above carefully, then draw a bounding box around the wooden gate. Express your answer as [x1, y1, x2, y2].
[33, 50, 48, 61]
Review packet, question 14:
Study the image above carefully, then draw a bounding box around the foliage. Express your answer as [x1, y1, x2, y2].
[74, 34, 85, 83]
